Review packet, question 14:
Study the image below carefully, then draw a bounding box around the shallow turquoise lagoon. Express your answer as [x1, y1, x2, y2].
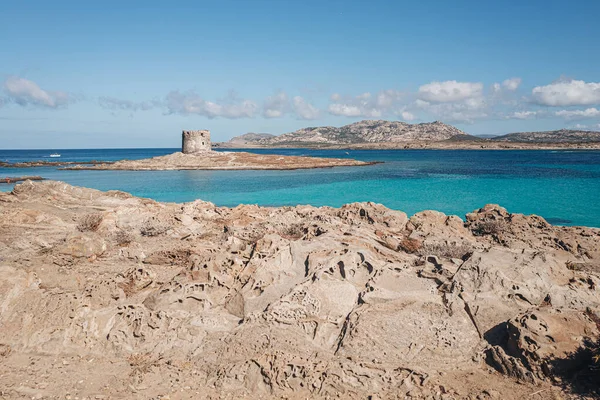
[1, 148, 599, 227]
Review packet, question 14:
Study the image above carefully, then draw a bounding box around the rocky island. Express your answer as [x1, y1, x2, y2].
[0, 180, 598, 399]
[216, 120, 600, 150]
[65, 130, 374, 171]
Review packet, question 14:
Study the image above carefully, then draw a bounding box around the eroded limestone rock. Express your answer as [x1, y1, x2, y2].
[0, 181, 598, 399]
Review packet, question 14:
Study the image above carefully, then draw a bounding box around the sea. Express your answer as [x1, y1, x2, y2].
[1, 148, 599, 227]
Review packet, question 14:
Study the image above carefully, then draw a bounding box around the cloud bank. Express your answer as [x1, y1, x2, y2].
[4, 75, 600, 129]
[262, 91, 288, 118]
[292, 96, 320, 120]
[3, 76, 72, 108]
[555, 107, 600, 119]
[418, 81, 483, 103]
[165, 91, 258, 119]
[532, 79, 600, 106]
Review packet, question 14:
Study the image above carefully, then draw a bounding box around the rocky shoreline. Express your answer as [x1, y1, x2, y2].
[0, 160, 112, 168]
[0, 180, 598, 399]
[62, 151, 375, 171]
[0, 175, 45, 184]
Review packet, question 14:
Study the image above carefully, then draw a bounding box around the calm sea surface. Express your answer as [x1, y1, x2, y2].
[1, 148, 599, 227]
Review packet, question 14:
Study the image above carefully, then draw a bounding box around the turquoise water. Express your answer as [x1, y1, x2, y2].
[1, 148, 599, 227]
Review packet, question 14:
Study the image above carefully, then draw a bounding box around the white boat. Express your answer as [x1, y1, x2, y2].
[49, 153, 61, 158]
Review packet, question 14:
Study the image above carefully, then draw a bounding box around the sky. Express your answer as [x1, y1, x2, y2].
[1, 0, 600, 149]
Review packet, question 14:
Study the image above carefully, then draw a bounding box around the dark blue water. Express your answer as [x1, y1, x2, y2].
[1, 148, 599, 227]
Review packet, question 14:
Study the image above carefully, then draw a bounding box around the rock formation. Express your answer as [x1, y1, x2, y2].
[182, 129, 211, 154]
[0, 181, 598, 399]
[226, 132, 275, 147]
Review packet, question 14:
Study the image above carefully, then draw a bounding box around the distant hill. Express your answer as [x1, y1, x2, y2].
[493, 129, 600, 143]
[225, 120, 468, 146]
[218, 122, 600, 149]
[226, 132, 275, 145]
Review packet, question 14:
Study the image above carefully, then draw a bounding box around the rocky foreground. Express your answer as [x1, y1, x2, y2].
[0, 181, 599, 399]
[64, 151, 373, 171]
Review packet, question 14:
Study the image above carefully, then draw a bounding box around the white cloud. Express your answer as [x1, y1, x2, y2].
[508, 110, 540, 120]
[413, 79, 529, 122]
[413, 92, 487, 123]
[502, 78, 522, 91]
[98, 96, 157, 112]
[376, 90, 403, 107]
[292, 96, 320, 120]
[328, 103, 363, 117]
[400, 111, 415, 121]
[327, 90, 403, 118]
[492, 78, 522, 95]
[416, 103, 487, 123]
[414, 99, 429, 108]
[3, 76, 71, 108]
[571, 123, 600, 131]
[327, 103, 382, 118]
[262, 91, 289, 118]
[417, 80, 483, 103]
[160, 90, 322, 120]
[165, 90, 258, 119]
[261, 91, 322, 120]
[532, 79, 600, 106]
[555, 107, 600, 119]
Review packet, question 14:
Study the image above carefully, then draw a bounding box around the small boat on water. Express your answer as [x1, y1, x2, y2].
[49, 153, 61, 158]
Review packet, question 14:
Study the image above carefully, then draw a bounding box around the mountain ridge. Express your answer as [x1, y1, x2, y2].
[225, 120, 468, 146]
[494, 129, 600, 143]
[219, 120, 600, 149]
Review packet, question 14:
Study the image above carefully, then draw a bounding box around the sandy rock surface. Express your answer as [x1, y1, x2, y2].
[0, 180, 599, 399]
[64, 151, 374, 170]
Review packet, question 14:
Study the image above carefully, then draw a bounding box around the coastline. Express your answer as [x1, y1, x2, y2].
[2, 146, 598, 172]
[2, 148, 598, 227]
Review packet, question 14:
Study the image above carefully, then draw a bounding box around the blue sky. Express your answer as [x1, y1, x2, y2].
[1, 0, 600, 148]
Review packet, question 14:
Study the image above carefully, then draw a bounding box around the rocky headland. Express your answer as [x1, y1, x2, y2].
[494, 129, 600, 143]
[0, 180, 599, 399]
[63, 151, 375, 171]
[216, 120, 600, 150]
[0, 175, 45, 184]
[0, 160, 113, 168]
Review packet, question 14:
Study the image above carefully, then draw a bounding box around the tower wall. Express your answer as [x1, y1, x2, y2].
[182, 130, 211, 154]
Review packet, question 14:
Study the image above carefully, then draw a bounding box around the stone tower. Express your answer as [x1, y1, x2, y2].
[182, 130, 211, 154]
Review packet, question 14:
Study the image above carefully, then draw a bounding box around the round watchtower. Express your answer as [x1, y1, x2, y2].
[182, 130, 211, 154]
